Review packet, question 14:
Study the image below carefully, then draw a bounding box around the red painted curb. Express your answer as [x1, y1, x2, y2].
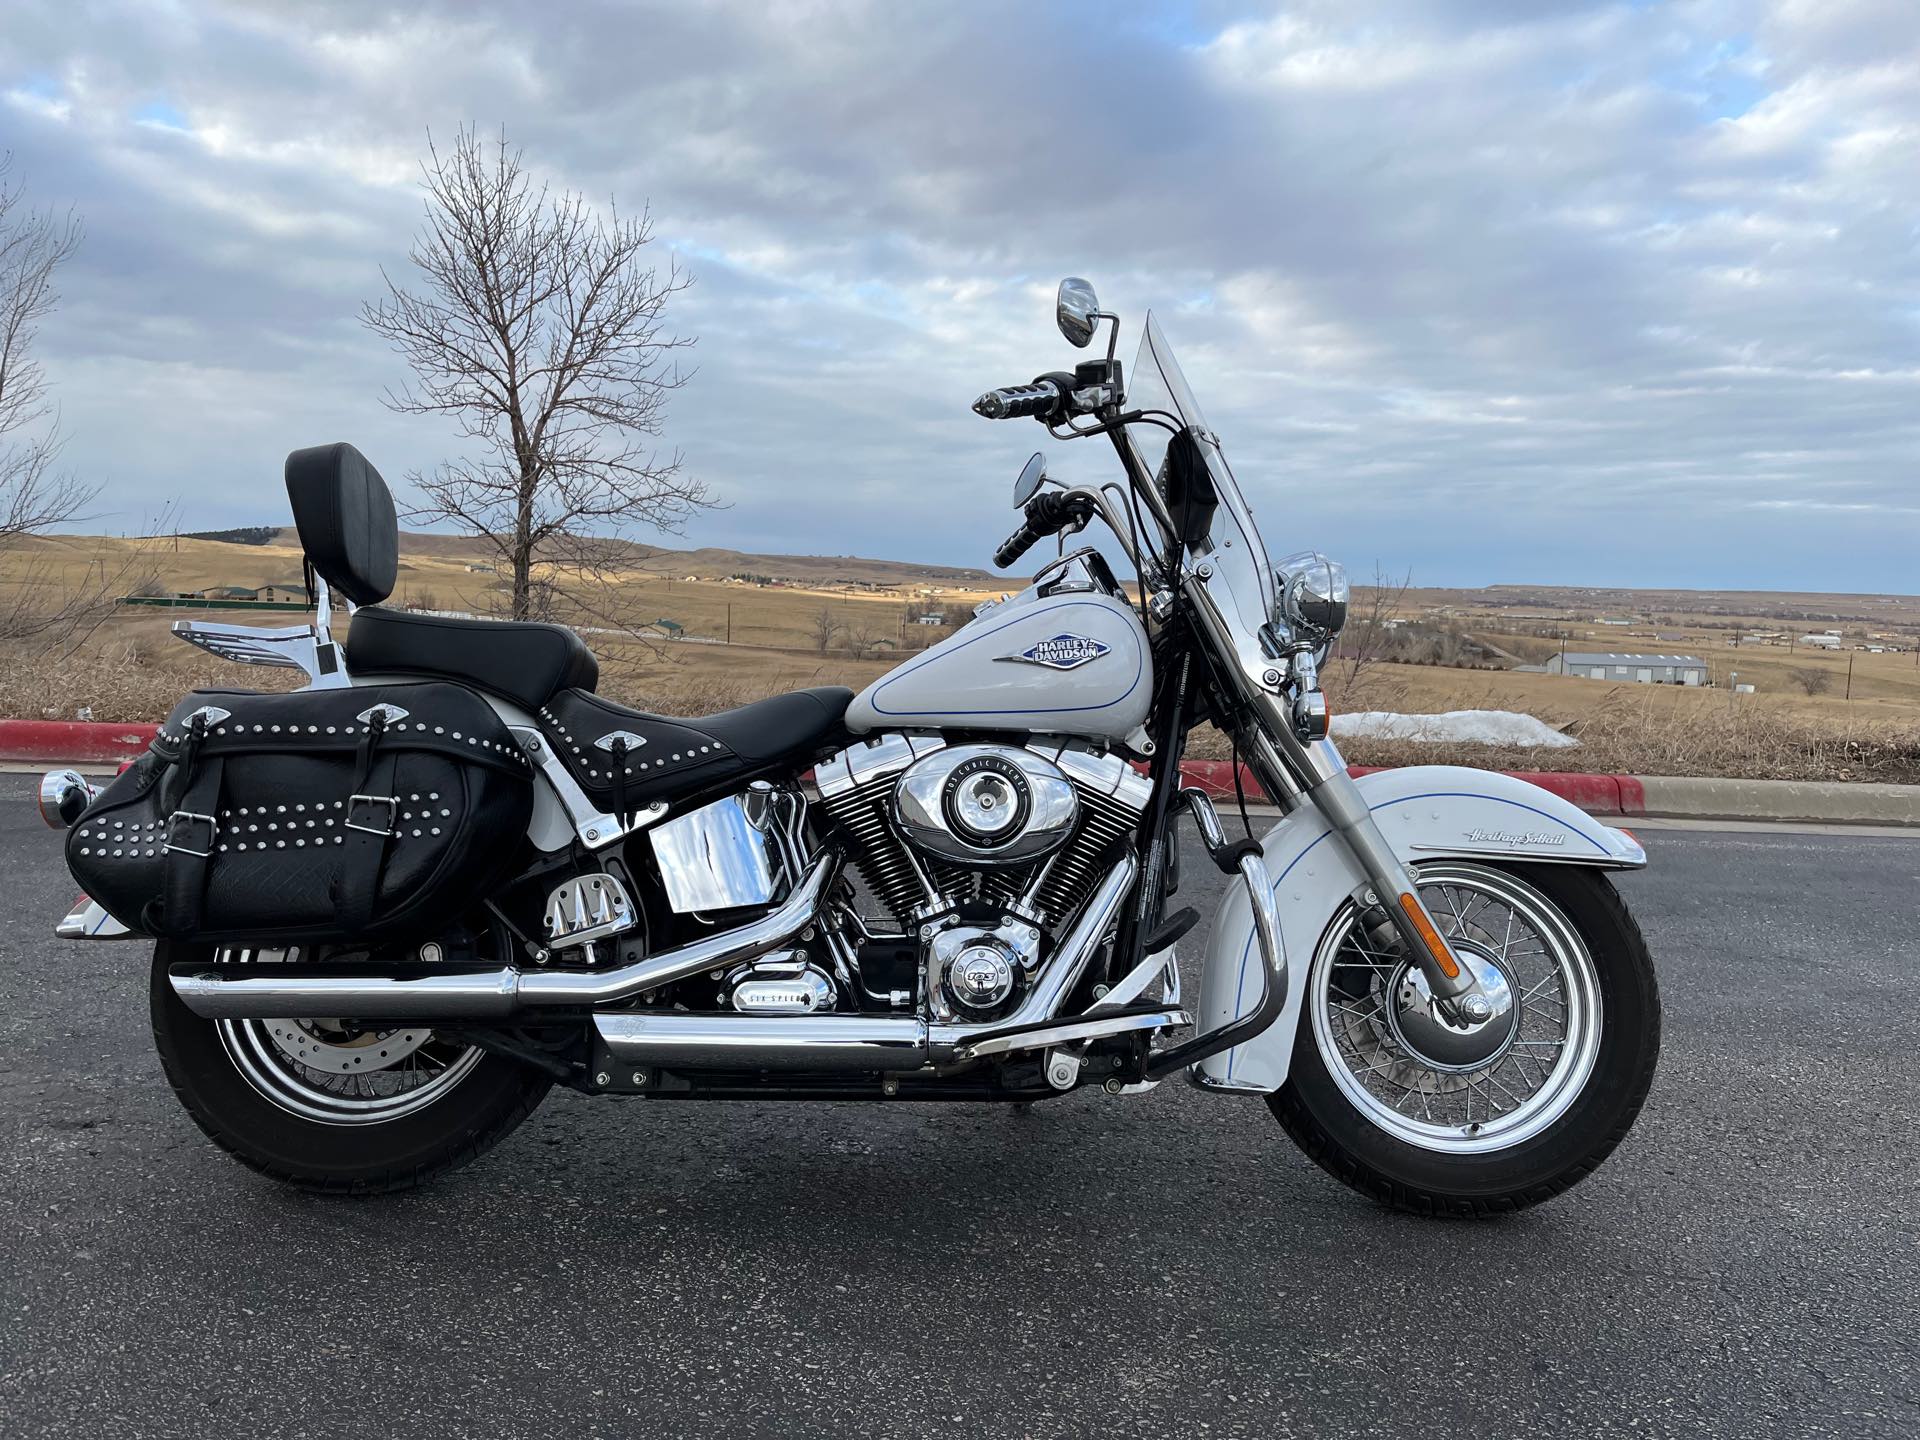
[1616, 775, 1647, 816]
[1, 718, 1644, 818]
[1176, 759, 1639, 816]
[0, 719, 158, 765]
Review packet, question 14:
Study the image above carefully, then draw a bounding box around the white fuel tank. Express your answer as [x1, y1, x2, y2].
[845, 587, 1151, 742]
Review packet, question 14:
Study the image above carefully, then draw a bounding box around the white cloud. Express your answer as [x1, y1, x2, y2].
[0, 0, 1914, 589]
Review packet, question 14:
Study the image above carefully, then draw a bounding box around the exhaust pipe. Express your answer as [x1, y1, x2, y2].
[172, 849, 1156, 1079]
[592, 853, 1142, 1073]
[594, 1014, 929, 1071]
[167, 856, 838, 1021]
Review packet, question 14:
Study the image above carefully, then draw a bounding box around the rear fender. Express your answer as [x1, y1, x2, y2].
[1192, 766, 1643, 1094]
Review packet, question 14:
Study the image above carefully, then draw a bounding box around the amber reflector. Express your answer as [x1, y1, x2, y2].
[1398, 892, 1461, 980]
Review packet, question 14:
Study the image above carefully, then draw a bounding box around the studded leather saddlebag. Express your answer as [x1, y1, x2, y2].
[65, 682, 534, 944]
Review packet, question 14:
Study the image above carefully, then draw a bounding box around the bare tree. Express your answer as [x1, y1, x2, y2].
[1790, 666, 1832, 696]
[844, 617, 888, 660]
[0, 154, 90, 544]
[363, 127, 710, 620]
[1334, 565, 1412, 689]
[807, 605, 842, 654]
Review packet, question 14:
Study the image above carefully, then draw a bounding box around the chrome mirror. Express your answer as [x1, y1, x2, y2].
[1013, 453, 1048, 506]
[1056, 278, 1099, 348]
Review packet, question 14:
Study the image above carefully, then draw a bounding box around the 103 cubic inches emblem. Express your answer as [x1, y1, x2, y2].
[999, 633, 1110, 670]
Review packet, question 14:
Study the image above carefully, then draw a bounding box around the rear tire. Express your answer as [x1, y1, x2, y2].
[1270, 863, 1659, 1216]
[150, 943, 551, 1195]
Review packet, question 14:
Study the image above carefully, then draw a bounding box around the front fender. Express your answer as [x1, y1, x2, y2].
[1191, 766, 1643, 1094]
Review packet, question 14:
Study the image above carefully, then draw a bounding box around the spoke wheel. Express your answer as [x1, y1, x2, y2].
[1271, 861, 1660, 1215]
[1310, 865, 1602, 1154]
[151, 941, 552, 1194]
[211, 948, 484, 1126]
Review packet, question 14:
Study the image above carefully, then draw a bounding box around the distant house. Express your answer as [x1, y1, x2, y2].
[1546, 652, 1709, 686]
[195, 585, 257, 600]
[915, 613, 946, 627]
[654, 618, 684, 634]
[465, 563, 496, 574]
[255, 584, 308, 604]
[1797, 634, 1843, 650]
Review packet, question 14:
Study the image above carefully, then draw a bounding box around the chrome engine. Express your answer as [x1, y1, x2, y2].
[813, 735, 1152, 1021]
[814, 735, 1151, 926]
[893, 745, 1079, 865]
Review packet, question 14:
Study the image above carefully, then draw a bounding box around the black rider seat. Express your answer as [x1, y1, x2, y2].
[536, 686, 854, 810]
[344, 606, 852, 807]
[345, 606, 600, 712]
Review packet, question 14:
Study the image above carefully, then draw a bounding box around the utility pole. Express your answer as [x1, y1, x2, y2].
[1846, 652, 1854, 701]
[725, 603, 732, 645]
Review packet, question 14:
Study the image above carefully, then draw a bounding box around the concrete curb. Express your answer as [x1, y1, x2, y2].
[1634, 775, 1920, 827]
[5, 718, 1917, 827]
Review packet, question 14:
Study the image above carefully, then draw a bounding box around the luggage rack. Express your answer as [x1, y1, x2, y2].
[170, 574, 349, 689]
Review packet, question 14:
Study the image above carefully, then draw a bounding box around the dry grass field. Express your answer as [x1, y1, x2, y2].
[4, 531, 1917, 784]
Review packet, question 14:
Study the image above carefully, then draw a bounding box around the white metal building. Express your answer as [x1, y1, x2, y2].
[1547, 652, 1709, 685]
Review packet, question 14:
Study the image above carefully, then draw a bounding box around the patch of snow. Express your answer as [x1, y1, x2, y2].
[1332, 709, 1578, 749]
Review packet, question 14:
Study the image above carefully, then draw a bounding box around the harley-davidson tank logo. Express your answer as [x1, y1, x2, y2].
[1000, 633, 1111, 670]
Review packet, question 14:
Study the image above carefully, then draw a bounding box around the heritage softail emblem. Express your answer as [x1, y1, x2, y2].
[1466, 827, 1568, 847]
[1000, 633, 1110, 670]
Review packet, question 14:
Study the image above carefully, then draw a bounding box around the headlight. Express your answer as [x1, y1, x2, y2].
[1275, 552, 1349, 643]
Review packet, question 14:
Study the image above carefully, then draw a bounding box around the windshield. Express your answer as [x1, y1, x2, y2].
[1127, 314, 1209, 487]
[1127, 314, 1276, 619]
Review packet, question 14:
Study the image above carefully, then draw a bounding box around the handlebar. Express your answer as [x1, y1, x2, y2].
[993, 491, 1094, 570]
[972, 380, 1062, 421]
[993, 522, 1044, 569]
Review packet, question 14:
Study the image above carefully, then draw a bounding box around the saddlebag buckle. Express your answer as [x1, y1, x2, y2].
[345, 793, 399, 837]
[163, 810, 218, 858]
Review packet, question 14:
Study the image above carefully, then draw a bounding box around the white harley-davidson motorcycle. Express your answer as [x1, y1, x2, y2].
[41, 280, 1658, 1212]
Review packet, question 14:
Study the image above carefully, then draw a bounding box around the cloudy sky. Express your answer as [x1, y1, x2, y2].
[2, 0, 1915, 590]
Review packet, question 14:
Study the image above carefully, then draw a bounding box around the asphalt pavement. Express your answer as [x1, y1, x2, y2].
[1, 774, 1915, 1439]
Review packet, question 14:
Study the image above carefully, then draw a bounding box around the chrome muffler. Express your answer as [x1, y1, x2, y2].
[594, 1013, 930, 1071]
[167, 857, 838, 1021]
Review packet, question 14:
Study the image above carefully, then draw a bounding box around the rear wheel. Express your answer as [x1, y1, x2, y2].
[150, 942, 551, 1194]
[1270, 862, 1659, 1216]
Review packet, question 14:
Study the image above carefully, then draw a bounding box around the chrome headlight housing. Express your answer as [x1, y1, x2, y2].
[1274, 552, 1349, 648]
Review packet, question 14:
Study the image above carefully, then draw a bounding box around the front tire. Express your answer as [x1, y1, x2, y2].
[150, 943, 552, 1195]
[1270, 863, 1659, 1216]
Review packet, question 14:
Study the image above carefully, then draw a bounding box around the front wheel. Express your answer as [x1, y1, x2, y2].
[151, 943, 552, 1195]
[1270, 862, 1660, 1216]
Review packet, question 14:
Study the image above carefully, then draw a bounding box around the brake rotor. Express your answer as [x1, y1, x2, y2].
[262, 1020, 434, 1075]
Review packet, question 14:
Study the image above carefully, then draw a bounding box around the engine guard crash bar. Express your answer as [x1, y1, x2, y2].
[1139, 789, 1287, 1082]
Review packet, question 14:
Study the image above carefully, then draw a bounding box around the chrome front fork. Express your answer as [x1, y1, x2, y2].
[1244, 708, 1479, 1005]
